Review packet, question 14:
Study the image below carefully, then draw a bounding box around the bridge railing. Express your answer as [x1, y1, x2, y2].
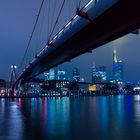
[48, 0, 118, 47]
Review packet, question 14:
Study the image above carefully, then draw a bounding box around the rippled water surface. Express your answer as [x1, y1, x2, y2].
[0, 95, 140, 140]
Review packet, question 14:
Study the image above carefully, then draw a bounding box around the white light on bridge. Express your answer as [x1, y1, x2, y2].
[11, 65, 14, 68]
[11, 65, 17, 69]
[49, 40, 53, 44]
[73, 15, 78, 20]
[26, 65, 30, 69]
[84, 0, 94, 9]
[38, 46, 48, 56]
[53, 35, 58, 40]
[39, 51, 42, 55]
[43, 48, 45, 51]
[65, 21, 72, 28]
[39, 49, 44, 55]
[31, 58, 36, 64]
[50, 15, 79, 43]
[58, 29, 64, 35]
[45, 45, 48, 48]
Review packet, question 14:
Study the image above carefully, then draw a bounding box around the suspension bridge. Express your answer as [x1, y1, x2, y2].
[13, 0, 140, 88]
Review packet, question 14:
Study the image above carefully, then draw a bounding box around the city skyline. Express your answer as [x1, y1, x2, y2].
[1, 34, 140, 82]
[59, 34, 140, 82]
[1, 33, 140, 83]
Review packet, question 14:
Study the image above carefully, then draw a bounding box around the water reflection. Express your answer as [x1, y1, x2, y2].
[46, 97, 70, 139]
[0, 99, 24, 140]
[134, 95, 140, 135]
[0, 96, 140, 140]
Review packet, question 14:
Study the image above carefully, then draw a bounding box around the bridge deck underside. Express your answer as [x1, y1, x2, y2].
[18, 0, 140, 84]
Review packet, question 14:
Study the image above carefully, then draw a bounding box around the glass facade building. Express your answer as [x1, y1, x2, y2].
[113, 48, 123, 82]
[73, 68, 80, 82]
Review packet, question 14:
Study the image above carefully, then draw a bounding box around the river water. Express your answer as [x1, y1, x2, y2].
[0, 95, 140, 140]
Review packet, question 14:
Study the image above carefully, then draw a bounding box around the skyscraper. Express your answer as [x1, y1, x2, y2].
[73, 68, 80, 82]
[113, 48, 123, 82]
[44, 72, 50, 81]
[49, 68, 58, 80]
[92, 62, 97, 83]
[44, 68, 66, 81]
[58, 69, 66, 80]
[92, 63, 107, 83]
[98, 66, 107, 82]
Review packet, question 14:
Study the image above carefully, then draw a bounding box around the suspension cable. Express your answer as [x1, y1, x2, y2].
[35, 0, 48, 56]
[76, 0, 82, 9]
[78, 0, 82, 9]
[48, 0, 66, 41]
[19, 0, 45, 69]
[49, 0, 57, 37]
[47, 0, 51, 37]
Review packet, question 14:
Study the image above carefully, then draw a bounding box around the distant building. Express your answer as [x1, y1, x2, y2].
[44, 72, 50, 81]
[41, 80, 69, 93]
[98, 66, 107, 82]
[69, 81, 90, 93]
[72, 68, 80, 82]
[92, 62, 97, 83]
[112, 48, 123, 82]
[92, 63, 107, 84]
[58, 69, 66, 80]
[44, 68, 66, 81]
[49, 68, 58, 80]
[0, 79, 6, 95]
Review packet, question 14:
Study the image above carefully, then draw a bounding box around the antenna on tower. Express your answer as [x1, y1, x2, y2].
[113, 47, 118, 63]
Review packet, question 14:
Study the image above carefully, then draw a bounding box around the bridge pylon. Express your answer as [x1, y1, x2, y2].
[9, 64, 17, 89]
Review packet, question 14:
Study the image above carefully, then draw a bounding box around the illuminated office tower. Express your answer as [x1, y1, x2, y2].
[98, 66, 107, 82]
[58, 69, 66, 80]
[49, 68, 58, 80]
[92, 62, 107, 83]
[113, 48, 123, 82]
[44, 72, 50, 81]
[73, 68, 80, 82]
[92, 62, 97, 83]
[44, 68, 66, 80]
